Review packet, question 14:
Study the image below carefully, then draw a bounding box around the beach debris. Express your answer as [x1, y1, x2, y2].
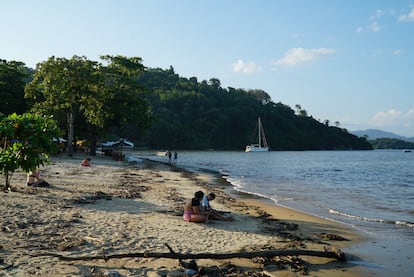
[253, 255, 310, 274]
[262, 218, 298, 232]
[114, 185, 147, 199]
[57, 238, 86, 251]
[205, 263, 271, 277]
[70, 191, 112, 204]
[166, 269, 196, 276]
[103, 270, 121, 277]
[313, 232, 349, 241]
[1, 263, 14, 271]
[257, 210, 272, 218]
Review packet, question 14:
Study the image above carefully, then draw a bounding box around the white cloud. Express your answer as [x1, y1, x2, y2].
[371, 109, 414, 129]
[375, 9, 384, 18]
[274, 47, 336, 66]
[231, 59, 262, 74]
[399, 7, 414, 22]
[370, 21, 380, 32]
[358, 9, 387, 34]
[405, 108, 414, 118]
[392, 49, 403, 55]
[372, 109, 402, 125]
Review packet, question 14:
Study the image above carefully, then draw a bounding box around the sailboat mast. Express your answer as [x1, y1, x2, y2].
[258, 117, 262, 147]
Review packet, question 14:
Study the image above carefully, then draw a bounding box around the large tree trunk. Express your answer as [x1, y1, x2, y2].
[3, 171, 10, 191]
[66, 111, 74, 156]
[90, 129, 97, 156]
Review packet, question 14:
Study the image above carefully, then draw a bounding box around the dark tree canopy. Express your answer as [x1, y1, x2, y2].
[370, 138, 414, 149]
[0, 60, 29, 115]
[1, 57, 372, 152]
[24, 55, 151, 155]
[136, 67, 372, 151]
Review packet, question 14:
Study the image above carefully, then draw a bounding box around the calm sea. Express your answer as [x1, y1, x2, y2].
[128, 150, 414, 276]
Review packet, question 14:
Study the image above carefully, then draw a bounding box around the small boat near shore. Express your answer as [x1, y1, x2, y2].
[101, 138, 134, 148]
[156, 150, 168, 156]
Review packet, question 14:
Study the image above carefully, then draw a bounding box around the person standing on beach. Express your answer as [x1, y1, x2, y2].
[168, 151, 172, 163]
[183, 191, 210, 223]
[173, 151, 178, 164]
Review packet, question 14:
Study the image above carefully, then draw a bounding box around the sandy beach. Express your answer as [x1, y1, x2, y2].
[0, 154, 371, 277]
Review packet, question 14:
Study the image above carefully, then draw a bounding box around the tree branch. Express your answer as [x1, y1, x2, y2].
[43, 247, 346, 262]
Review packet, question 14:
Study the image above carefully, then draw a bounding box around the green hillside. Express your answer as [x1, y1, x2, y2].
[1, 58, 372, 151]
[132, 67, 372, 151]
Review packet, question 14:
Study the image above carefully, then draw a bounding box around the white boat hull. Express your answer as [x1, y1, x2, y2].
[156, 151, 168, 156]
[245, 145, 269, 152]
[101, 139, 134, 148]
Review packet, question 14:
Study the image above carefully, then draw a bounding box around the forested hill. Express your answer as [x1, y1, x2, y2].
[134, 67, 372, 151]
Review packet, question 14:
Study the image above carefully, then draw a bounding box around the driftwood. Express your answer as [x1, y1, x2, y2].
[45, 246, 346, 262]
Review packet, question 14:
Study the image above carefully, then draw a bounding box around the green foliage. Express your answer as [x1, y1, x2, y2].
[0, 113, 59, 190]
[2, 57, 372, 152]
[24, 55, 151, 155]
[0, 59, 29, 115]
[137, 68, 373, 151]
[369, 138, 414, 149]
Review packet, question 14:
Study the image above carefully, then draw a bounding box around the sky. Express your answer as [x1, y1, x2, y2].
[2, 0, 414, 137]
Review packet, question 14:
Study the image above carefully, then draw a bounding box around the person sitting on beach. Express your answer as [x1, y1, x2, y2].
[183, 191, 210, 223]
[81, 158, 91, 166]
[26, 170, 49, 187]
[201, 192, 232, 221]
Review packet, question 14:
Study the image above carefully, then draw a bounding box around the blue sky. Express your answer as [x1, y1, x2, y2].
[2, 0, 414, 136]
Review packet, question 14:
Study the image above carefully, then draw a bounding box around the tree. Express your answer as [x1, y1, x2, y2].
[294, 104, 307, 117]
[0, 113, 59, 191]
[247, 89, 272, 105]
[0, 59, 29, 115]
[99, 55, 151, 129]
[25, 56, 99, 155]
[25, 55, 151, 156]
[81, 55, 152, 155]
[136, 67, 372, 151]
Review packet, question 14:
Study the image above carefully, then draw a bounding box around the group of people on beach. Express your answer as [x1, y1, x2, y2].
[183, 190, 232, 223]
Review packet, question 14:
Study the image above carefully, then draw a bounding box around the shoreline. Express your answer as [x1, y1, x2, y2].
[137, 156, 377, 277]
[133, 156, 373, 276]
[1, 153, 372, 276]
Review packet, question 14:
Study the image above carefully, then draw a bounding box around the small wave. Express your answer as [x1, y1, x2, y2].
[329, 209, 414, 229]
[395, 221, 414, 228]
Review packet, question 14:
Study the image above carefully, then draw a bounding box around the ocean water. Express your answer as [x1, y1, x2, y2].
[128, 150, 414, 276]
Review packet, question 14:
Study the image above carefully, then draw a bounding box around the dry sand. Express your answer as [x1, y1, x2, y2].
[0, 154, 370, 276]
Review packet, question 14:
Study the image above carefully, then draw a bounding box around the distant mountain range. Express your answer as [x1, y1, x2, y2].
[350, 129, 414, 142]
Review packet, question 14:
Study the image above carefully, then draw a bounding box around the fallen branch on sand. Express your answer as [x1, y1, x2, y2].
[44, 246, 346, 262]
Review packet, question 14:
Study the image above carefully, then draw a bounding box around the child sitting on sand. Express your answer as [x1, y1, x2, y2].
[81, 158, 91, 166]
[26, 170, 49, 187]
[183, 191, 210, 223]
[201, 192, 232, 221]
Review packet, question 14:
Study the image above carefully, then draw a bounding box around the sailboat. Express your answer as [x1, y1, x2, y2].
[245, 117, 269, 152]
